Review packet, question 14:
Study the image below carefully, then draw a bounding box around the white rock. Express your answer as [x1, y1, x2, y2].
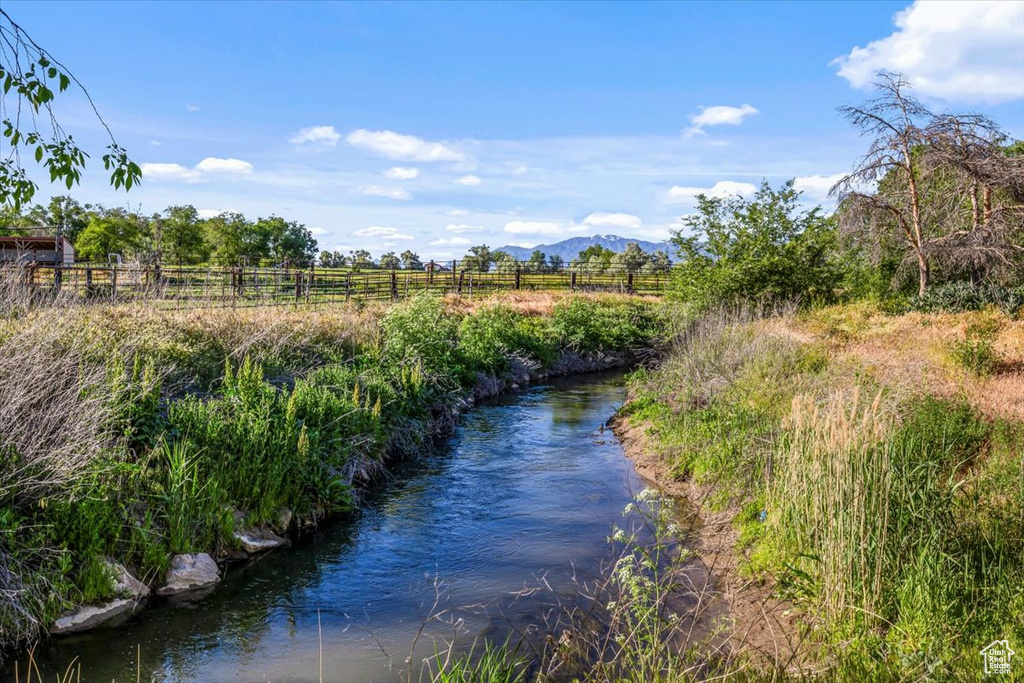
[105, 560, 149, 600]
[51, 599, 137, 635]
[234, 527, 287, 554]
[156, 553, 220, 596]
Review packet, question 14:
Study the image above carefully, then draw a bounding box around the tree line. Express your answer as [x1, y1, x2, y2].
[0, 201, 319, 265]
[322, 242, 674, 275]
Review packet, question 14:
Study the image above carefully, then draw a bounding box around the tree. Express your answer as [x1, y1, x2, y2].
[461, 244, 491, 272]
[75, 212, 150, 262]
[646, 250, 672, 274]
[0, 10, 139, 209]
[832, 72, 1022, 295]
[161, 205, 208, 265]
[574, 245, 614, 273]
[400, 249, 422, 270]
[671, 180, 844, 307]
[204, 211, 253, 264]
[379, 251, 400, 270]
[548, 254, 564, 273]
[255, 215, 317, 264]
[349, 249, 373, 270]
[528, 250, 547, 273]
[492, 250, 517, 274]
[25, 195, 92, 242]
[577, 244, 615, 264]
[619, 242, 650, 274]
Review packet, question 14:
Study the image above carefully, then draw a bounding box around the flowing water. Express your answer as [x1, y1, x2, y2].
[13, 372, 665, 682]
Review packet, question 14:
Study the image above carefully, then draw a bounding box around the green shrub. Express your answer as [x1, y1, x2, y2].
[381, 294, 464, 384]
[549, 297, 663, 353]
[907, 281, 1024, 316]
[949, 322, 1001, 377]
[457, 305, 557, 373]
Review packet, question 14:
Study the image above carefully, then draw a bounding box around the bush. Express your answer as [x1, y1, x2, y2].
[549, 297, 663, 353]
[907, 281, 1024, 316]
[457, 305, 556, 373]
[381, 294, 464, 384]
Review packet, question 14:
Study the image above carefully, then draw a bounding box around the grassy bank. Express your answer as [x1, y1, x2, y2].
[618, 303, 1024, 680]
[0, 292, 666, 653]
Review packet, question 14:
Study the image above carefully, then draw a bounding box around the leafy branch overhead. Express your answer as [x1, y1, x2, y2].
[0, 9, 140, 209]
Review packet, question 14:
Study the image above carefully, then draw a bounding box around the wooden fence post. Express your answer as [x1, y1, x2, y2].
[428, 261, 435, 286]
[627, 272, 634, 292]
[294, 272, 302, 302]
[110, 267, 118, 303]
[345, 272, 351, 302]
[457, 270, 464, 295]
[514, 267, 521, 290]
[390, 270, 398, 299]
[570, 271, 577, 291]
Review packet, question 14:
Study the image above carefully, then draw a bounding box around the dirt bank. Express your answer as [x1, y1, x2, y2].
[608, 407, 810, 672]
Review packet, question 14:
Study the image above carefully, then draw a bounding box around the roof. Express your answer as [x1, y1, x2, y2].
[0, 236, 72, 248]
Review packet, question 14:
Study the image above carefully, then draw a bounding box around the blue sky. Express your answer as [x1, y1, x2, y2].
[9, 0, 1024, 259]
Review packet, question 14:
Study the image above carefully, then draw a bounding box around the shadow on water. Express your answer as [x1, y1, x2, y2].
[9, 371, 699, 683]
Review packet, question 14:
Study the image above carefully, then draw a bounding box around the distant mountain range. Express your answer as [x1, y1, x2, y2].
[495, 234, 671, 262]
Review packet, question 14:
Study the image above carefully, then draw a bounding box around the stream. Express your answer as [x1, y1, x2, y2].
[13, 372, 672, 682]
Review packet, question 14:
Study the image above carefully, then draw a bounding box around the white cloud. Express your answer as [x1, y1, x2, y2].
[833, 1, 1024, 103]
[186, 104, 200, 112]
[691, 104, 759, 128]
[149, 140, 162, 147]
[581, 212, 643, 230]
[197, 208, 232, 219]
[445, 223, 482, 233]
[289, 125, 341, 146]
[453, 174, 482, 186]
[666, 180, 758, 202]
[354, 226, 414, 239]
[385, 166, 419, 180]
[194, 157, 254, 174]
[793, 173, 846, 200]
[346, 129, 464, 161]
[447, 209, 471, 216]
[309, 226, 327, 236]
[140, 162, 200, 182]
[430, 237, 472, 246]
[504, 220, 564, 236]
[361, 185, 412, 200]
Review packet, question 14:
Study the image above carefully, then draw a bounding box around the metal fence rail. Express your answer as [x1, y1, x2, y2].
[4, 260, 670, 308]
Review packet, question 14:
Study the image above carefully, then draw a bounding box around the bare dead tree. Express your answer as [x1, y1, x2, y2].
[831, 72, 1023, 295]
[924, 121, 1024, 284]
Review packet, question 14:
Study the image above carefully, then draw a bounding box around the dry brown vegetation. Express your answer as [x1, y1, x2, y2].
[789, 302, 1024, 421]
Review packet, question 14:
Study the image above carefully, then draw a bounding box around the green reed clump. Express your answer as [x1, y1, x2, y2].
[760, 390, 1022, 674]
[423, 638, 529, 683]
[457, 304, 557, 374]
[550, 297, 664, 355]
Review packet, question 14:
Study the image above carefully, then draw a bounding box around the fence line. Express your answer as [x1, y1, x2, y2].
[3, 260, 670, 309]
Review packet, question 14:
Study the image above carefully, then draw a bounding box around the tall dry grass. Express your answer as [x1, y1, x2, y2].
[768, 387, 895, 622]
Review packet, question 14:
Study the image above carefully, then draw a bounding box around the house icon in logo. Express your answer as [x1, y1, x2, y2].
[981, 640, 1015, 674]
